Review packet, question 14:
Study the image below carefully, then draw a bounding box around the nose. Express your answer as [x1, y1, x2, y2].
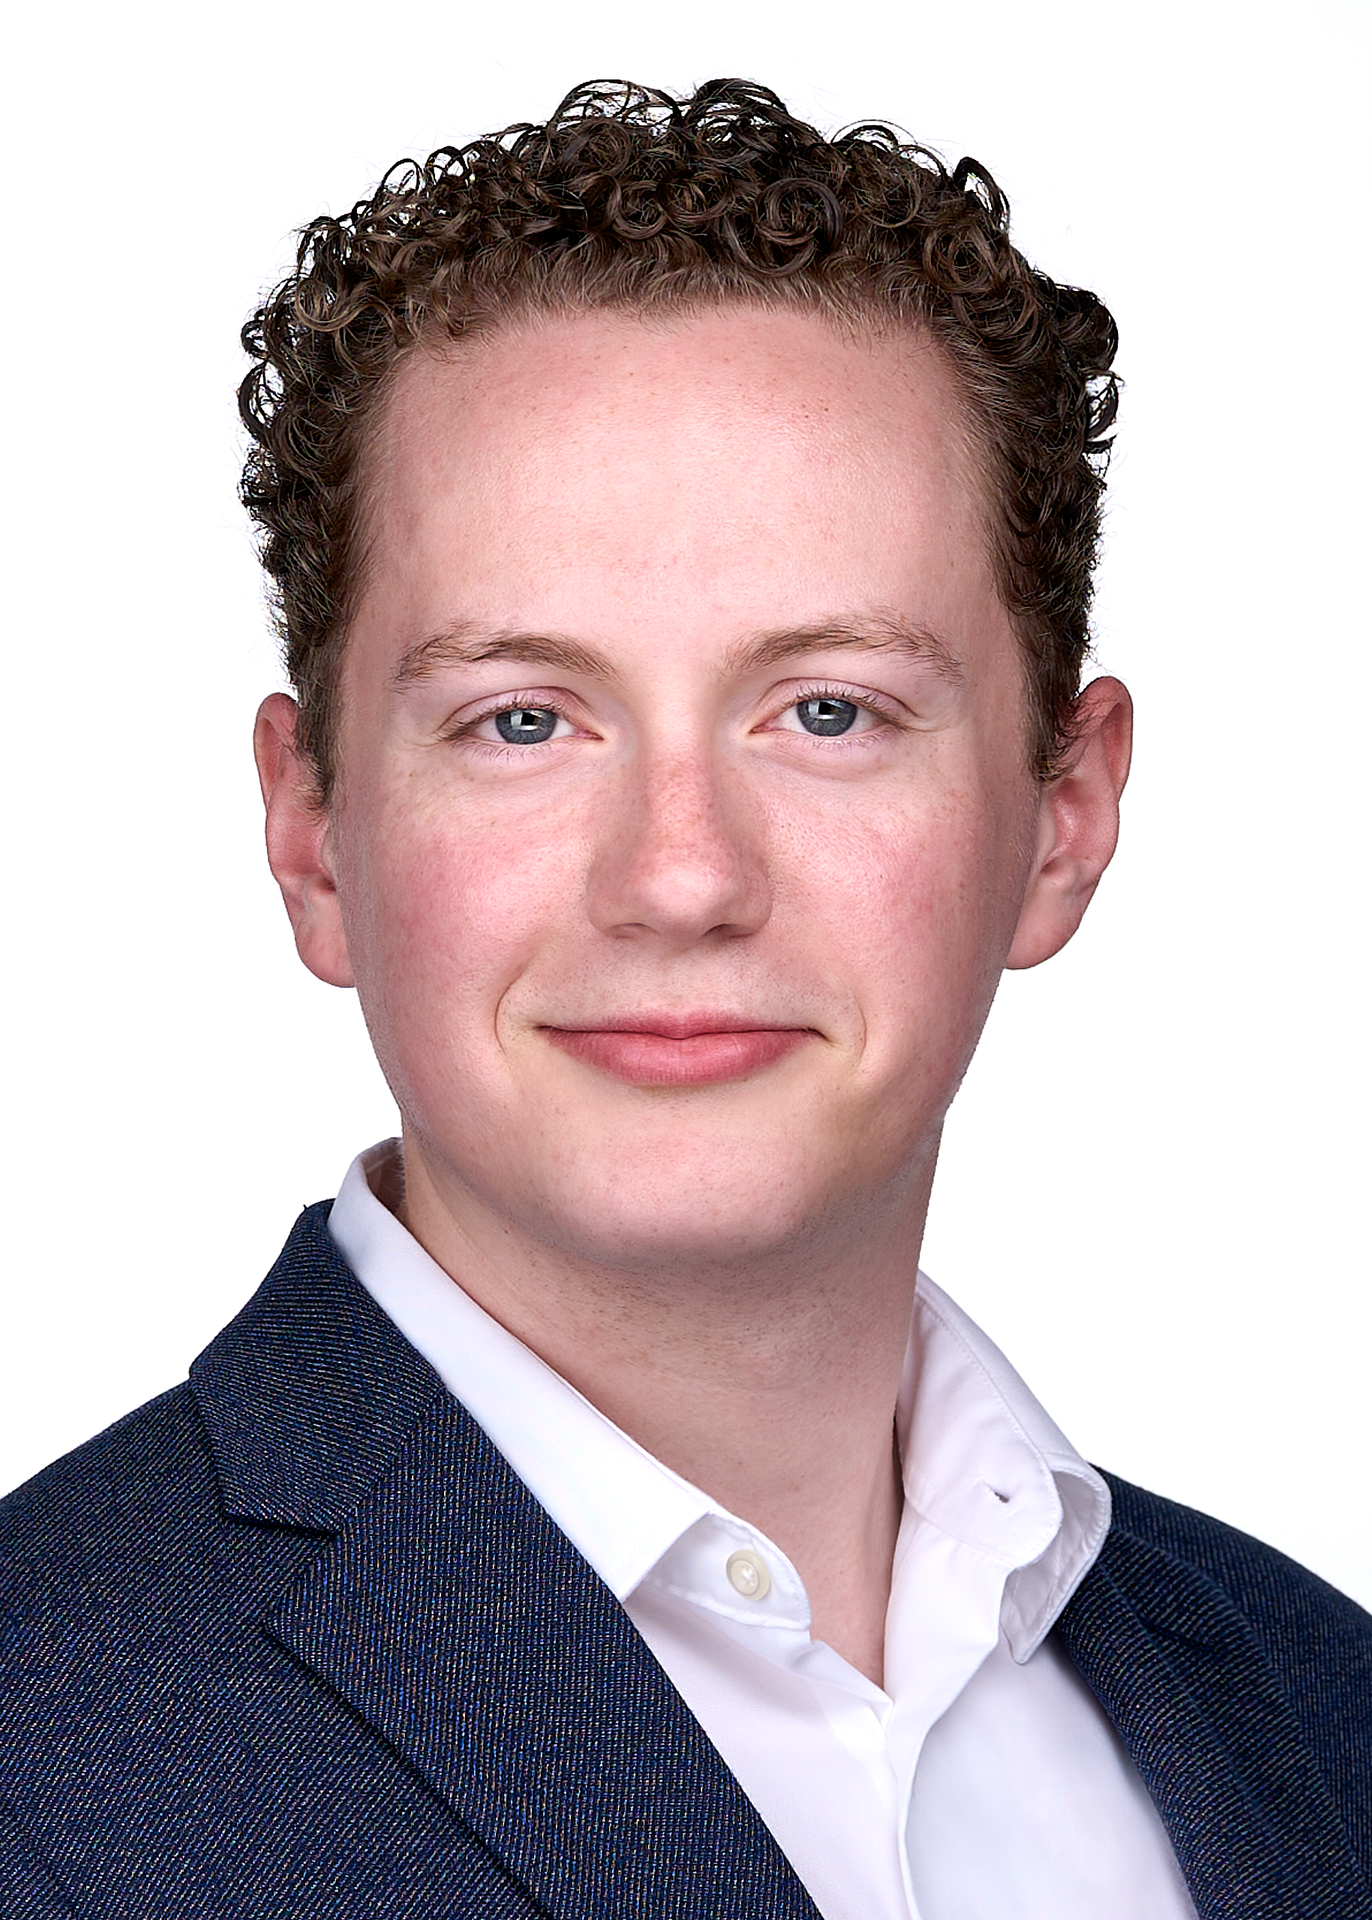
[586, 742, 772, 947]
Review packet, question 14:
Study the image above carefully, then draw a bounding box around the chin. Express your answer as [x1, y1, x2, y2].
[517, 1139, 875, 1278]
[546, 1205, 818, 1278]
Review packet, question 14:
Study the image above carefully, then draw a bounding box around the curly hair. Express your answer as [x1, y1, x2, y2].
[240, 78, 1119, 801]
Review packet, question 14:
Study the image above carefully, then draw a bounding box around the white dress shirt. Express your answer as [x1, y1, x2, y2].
[330, 1141, 1198, 1920]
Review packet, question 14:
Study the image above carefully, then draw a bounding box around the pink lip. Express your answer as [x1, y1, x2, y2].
[544, 1017, 811, 1087]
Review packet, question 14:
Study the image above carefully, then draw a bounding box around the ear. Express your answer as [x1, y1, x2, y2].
[1006, 676, 1133, 970]
[253, 693, 355, 988]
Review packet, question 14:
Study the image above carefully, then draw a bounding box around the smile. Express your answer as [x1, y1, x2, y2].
[543, 1019, 812, 1088]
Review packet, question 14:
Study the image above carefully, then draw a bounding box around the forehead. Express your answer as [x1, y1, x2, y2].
[351, 305, 1003, 673]
[384, 299, 974, 430]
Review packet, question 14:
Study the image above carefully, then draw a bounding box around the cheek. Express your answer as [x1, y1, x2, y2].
[822, 780, 1032, 1047]
[335, 796, 574, 1061]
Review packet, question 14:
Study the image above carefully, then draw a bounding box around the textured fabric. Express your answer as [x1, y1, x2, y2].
[1058, 1483, 1372, 1920]
[332, 1138, 1196, 1920]
[0, 1802, 69, 1916]
[329, 1139, 1113, 1641]
[0, 1203, 1368, 1919]
[0, 1209, 819, 1919]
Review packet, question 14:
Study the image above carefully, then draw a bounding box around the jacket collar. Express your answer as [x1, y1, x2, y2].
[190, 1204, 821, 1920]
[191, 1202, 448, 1529]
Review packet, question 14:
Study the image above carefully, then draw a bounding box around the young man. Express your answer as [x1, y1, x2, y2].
[1, 79, 1367, 1920]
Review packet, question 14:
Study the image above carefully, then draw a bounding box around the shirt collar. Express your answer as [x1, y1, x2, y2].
[329, 1140, 1108, 1658]
[902, 1278, 1110, 1659]
[330, 1141, 713, 1601]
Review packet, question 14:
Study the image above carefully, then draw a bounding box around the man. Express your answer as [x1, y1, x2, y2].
[0, 77, 1367, 1920]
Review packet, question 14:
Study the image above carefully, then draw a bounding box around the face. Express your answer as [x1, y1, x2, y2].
[259, 306, 1128, 1273]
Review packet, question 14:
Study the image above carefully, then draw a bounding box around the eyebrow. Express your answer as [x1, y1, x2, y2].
[389, 614, 964, 691]
[390, 625, 615, 690]
[726, 618, 964, 684]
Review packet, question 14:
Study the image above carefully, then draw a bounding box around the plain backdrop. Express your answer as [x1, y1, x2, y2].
[3, 0, 1368, 1606]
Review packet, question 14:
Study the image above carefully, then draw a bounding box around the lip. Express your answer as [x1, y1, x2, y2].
[543, 1015, 812, 1088]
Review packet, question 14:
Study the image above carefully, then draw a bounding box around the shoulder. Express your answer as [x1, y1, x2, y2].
[1100, 1469, 1372, 1669]
[0, 1379, 314, 1705]
[0, 1382, 218, 1598]
[0, 1300, 342, 1725]
[1096, 1469, 1371, 1873]
[0, 1387, 232, 1870]
[0, 1200, 440, 1645]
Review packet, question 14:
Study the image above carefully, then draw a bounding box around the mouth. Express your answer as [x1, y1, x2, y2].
[542, 1015, 813, 1088]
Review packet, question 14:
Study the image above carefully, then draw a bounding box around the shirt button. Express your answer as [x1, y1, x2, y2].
[726, 1549, 772, 1600]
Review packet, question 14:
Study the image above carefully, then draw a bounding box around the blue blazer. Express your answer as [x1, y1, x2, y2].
[2, 1205, 1368, 1918]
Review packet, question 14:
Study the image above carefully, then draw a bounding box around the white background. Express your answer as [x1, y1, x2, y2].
[3, 1, 1368, 1606]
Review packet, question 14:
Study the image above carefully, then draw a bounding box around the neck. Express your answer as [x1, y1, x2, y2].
[395, 1131, 935, 1687]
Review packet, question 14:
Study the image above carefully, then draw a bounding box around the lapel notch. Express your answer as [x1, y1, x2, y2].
[193, 1206, 818, 1919]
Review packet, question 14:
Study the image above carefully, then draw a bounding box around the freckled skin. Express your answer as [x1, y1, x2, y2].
[329, 314, 1049, 1264]
[256, 306, 1130, 1681]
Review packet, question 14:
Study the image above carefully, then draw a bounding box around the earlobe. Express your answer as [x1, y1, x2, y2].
[1005, 676, 1133, 971]
[253, 693, 355, 988]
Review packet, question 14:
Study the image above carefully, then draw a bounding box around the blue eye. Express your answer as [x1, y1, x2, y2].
[796, 696, 858, 736]
[494, 707, 559, 744]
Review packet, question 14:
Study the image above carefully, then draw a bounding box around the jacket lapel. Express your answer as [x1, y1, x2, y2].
[193, 1206, 821, 1920]
[1058, 1525, 1371, 1920]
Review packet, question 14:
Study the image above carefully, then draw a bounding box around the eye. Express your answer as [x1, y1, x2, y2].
[492, 706, 562, 745]
[794, 696, 860, 737]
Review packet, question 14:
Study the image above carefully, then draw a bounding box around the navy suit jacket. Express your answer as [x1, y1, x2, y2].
[2, 1204, 1369, 1918]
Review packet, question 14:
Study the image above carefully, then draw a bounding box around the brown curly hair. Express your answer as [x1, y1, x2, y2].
[240, 78, 1119, 802]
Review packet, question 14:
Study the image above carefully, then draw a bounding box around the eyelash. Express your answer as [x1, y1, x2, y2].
[781, 682, 902, 734]
[445, 681, 902, 753]
[444, 694, 580, 753]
